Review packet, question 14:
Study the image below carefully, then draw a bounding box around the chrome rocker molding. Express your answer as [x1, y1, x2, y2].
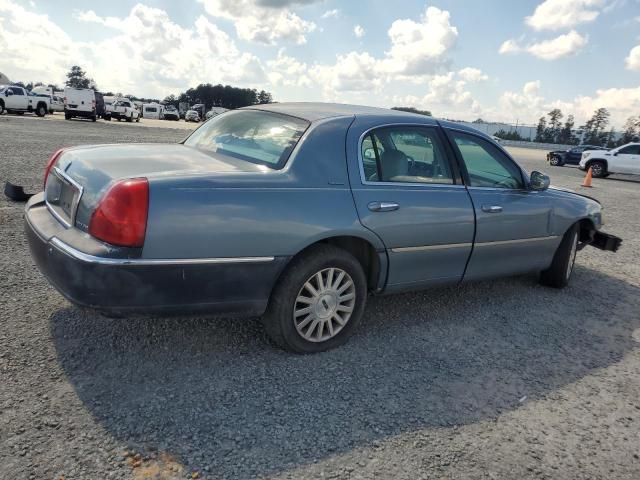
[391, 236, 559, 253]
[49, 237, 276, 266]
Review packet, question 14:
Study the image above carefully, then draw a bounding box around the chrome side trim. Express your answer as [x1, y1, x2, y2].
[390, 236, 559, 253]
[475, 236, 559, 247]
[391, 242, 472, 253]
[50, 237, 275, 266]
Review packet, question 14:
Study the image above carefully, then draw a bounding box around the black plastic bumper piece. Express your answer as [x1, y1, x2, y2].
[24, 196, 288, 317]
[4, 182, 34, 202]
[590, 231, 622, 252]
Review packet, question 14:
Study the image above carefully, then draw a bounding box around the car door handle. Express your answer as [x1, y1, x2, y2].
[482, 205, 503, 213]
[368, 201, 399, 212]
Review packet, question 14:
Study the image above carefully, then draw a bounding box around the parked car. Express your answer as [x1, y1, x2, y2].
[547, 145, 603, 166]
[109, 99, 140, 123]
[206, 107, 228, 120]
[163, 105, 179, 121]
[50, 94, 64, 113]
[142, 103, 164, 120]
[0, 85, 49, 116]
[185, 110, 200, 122]
[579, 143, 640, 177]
[24, 104, 621, 353]
[64, 87, 96, 121]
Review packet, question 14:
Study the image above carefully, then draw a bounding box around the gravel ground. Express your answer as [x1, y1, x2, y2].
[1, 116, 639, 480]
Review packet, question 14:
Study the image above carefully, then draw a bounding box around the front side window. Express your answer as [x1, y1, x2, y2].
[362, 126, 453, 185]
[449, 130, 524, 189]
[184, 110, 309, 169]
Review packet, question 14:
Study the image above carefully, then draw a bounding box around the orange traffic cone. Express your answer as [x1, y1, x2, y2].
[582, 167, 593, 188]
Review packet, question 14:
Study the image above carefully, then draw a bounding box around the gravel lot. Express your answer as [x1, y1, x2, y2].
[1, 115, 639, 480]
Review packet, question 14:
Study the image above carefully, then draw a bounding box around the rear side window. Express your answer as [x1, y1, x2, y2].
[361, 126, 454, 185]
[184, 110, 309, 169]
[449, 130, 524, 189]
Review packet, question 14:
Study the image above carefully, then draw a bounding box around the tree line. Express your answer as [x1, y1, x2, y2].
[533, 108, 639, 147]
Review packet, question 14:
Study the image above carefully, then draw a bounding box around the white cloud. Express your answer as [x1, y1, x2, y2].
[525, 0, 606, 31]
[311, 52, 383, 93]
[267, 49, 312, 87]
[321, 9, 340, 19]
[457, 67, 488, 82]
[0, 0, 76, 84]
[198, 0, 316, 45]
[625, 45, 640, 70]
[354, 25, 365, 38]
[499, 31, 587, 60]
[383, 6, 458, 75]
[499, 39, 521, 54]
[527, 30, 588, 60]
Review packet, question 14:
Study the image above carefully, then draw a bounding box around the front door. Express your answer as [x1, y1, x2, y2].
[445, 129, 558, 281]
[6, 86, 28, 110]
[614, 144, 640, 174]
[349, 124, 475, 291]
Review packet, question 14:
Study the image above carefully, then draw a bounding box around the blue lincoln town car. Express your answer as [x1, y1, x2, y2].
[25, 103, 621, 352]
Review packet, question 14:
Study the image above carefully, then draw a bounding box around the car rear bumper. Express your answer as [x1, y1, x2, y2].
[25, 193, 287, 317]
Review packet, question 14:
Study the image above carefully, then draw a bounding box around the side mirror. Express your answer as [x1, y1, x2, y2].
[363, 148, 375, 160]
[6, 90, 12, 96]
[530, 171, 550, 191]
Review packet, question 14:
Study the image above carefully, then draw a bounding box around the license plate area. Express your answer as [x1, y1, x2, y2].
[45, 168, 83, 228]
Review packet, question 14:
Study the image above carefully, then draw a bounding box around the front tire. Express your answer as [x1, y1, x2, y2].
[549, 155, 563, 166]
[589, 161, 607, 178]
[540, 224, 579, 289]
[262, 245, 367, 353]
[0, 101, 4, 115]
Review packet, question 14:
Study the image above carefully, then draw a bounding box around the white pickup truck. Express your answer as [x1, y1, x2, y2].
[579, 143, 640, 177]
[108, 99, 140, 122]
[0, 85, 50, 116]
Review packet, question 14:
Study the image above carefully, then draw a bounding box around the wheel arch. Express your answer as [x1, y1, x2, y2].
[277, 234, 387, 294]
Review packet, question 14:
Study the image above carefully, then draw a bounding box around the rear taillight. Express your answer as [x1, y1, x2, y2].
[44, 148, 65, 188]
[89, 178, 149, 247]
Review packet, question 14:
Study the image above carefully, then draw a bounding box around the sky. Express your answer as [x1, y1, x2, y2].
[1, 0, 639, 127]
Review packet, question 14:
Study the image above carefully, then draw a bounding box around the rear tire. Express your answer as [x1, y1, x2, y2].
[91, 115, 97, 122]
[36, 104, 47, 117]
[589, 160, 607, 178]
[262, 245, 367, 353]
[64, 113, 71, 120]
[0, 101, 4, 115]
[539, 224, 579, 289]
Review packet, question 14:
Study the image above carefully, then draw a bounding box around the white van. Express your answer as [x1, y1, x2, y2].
[64, 87, 96, 121]
[142, 103, 164, 120]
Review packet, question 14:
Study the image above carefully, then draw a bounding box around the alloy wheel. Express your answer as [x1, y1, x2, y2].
[294, 268, 356, 343]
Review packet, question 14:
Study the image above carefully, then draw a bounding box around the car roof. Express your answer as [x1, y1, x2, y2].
[245, 102, 439, 124]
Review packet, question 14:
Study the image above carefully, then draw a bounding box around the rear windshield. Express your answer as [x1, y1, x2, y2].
[184, 110, 309, 169]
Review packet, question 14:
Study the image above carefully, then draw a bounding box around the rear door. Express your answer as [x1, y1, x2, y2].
[445, 128, 558, 281]
[348, 123, 475, 291]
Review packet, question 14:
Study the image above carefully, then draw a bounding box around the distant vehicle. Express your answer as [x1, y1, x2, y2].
[109, 99, 140, 123]
[142, 103, 164, 120]
[163, 105, 179, 121]
[205, 107, 228, 120]
[94, 92, 106, 119]
[547, 145, 603, 166]
[185, 110, 200, 122]
[178, 101, 188, 119]
[25, 103, 621, 353]
[0, 85, 49, 116]
[50, 94, 64, 113]
[579, 143, 640, 177]
[64, 87, 96, 121]
[191, 103, 206, 119]
[491, 135, 502, 143]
